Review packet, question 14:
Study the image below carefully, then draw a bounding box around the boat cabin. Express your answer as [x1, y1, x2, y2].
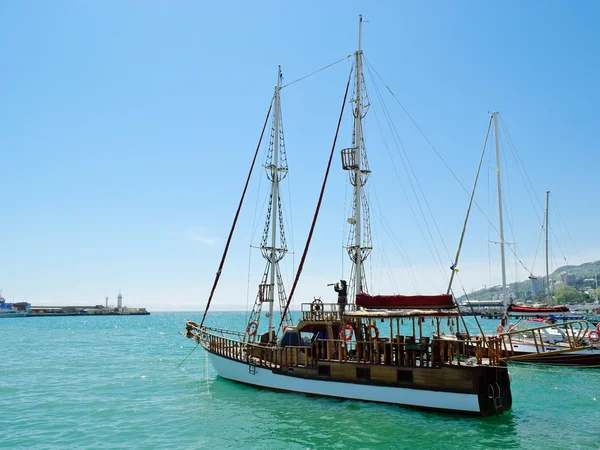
[263, 292, 503, 372]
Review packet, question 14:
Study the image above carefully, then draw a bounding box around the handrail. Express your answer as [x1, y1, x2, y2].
[497, 320, 590, 360]
[198, 327, 501, 369]
[202, 325, 246, 338]
[500, 320, 589, 344]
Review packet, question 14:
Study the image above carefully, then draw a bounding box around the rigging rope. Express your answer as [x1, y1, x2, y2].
[177, 341, 200, 368]
[498, 115, 545, 221]
[367, 72, 446, 284]
[277, 67, 353, 334]
[281, 54, 353, 90]
[447, 116, 493, 294]
[551, 197, 580, 263]
[364, 57, 533, 276]
[199, 99, 274, 328]
[531, 222, 545, 275]
[366, 63, 452, 280]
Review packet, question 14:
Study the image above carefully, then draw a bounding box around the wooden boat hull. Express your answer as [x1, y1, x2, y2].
[205, 349, 509, 416]
[506, 347, 600, 366]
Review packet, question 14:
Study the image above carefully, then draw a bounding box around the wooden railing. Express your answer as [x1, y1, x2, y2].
[498, 320, 589, 360]
[200, 327, 501, 369]
[203, 325, 246, 339]
[300, 302, 356, 322]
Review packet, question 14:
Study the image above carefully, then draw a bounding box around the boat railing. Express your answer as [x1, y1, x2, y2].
[206, 332, 246, 361]
[300, 302, 356, 321]
[498, 320, 590, 359]
[200, 327, 502, 370]
[309, 335, 498, 367]
[202, 325, 246, 339]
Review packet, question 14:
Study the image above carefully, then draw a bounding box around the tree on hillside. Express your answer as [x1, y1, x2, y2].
[553, 285, 589, 305]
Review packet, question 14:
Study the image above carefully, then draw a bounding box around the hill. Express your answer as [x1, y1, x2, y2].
[457, 260, 600, 304]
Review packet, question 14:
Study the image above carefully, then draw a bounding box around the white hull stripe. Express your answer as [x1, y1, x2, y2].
[207, 352, 480, 413]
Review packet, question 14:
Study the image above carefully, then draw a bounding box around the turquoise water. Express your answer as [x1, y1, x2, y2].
[1, 312, 599, 449]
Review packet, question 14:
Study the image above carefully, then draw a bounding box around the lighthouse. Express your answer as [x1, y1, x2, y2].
[117, 291, 123, 312]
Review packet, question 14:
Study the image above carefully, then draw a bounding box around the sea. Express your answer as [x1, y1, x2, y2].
[1, 312, 599, 449]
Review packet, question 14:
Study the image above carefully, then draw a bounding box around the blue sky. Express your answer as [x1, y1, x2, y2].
[1, 1, 598, 311]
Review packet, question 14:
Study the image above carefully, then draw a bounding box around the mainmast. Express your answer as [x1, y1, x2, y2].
[493, 111, 508, 322]
[246, 66, 292, 342]
[545, 190, 551, 305]
[268, 66, 282, 335]
[343, 14, 372, 302]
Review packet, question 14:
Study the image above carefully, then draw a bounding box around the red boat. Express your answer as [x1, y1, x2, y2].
[507, 304, 569, 316]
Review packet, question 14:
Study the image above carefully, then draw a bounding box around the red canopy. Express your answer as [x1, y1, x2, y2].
[355, 293, 455, 310]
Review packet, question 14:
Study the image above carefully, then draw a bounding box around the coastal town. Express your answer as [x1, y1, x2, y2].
[0, 291, 149, 317]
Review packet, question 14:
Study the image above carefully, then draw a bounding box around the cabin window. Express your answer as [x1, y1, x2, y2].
[300, 331, 315, 347]
[397, 370, 413, 383]
[280, 331, 300, 347]
[318, 365, 330, 376]
[356, 367, 371, 380]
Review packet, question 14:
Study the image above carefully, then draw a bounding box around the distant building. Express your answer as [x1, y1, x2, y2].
[561, 272, 576, 286]
[530, 277, 543, 295]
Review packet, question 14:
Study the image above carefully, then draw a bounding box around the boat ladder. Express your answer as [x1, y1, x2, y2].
[488, 383, 503, 415]
[248, 358, 257, 375]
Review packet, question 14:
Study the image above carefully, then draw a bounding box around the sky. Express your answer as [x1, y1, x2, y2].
[1, 1, 599, 312]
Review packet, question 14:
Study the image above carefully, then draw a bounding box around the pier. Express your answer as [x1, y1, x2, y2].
[28, 305, 150, 317]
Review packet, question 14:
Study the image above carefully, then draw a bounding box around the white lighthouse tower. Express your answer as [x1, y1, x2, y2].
[117, 291, 123, 312]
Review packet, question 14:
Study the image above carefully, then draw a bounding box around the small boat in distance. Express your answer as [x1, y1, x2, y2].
[0, 293, 30, 318]
[184, 16, 512, 416]
[507, 304, 570, 317]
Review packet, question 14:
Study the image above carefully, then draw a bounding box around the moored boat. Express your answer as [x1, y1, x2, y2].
[496, 320, 600, 366]
[183, 15, 512, 416]
[0, 294, 30, 318]
[452, 113, 600, 367]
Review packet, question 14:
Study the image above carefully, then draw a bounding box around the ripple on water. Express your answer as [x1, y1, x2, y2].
[1, 313, 599, 449]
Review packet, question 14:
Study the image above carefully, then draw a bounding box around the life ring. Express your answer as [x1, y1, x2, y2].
[496, 324, 504, 334]
[247, 321, 259, 336]
[340, 324, 354, 341]
[366, 324, 379, 340]
[508, 323, 516, 332]
[588, 330, 600, 343]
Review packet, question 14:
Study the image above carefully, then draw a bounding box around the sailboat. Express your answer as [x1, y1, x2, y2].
[184, 16, 512, 416]
[468, 113, 600, 366]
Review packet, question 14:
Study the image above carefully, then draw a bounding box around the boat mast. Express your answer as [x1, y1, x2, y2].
[268, 65, 283, 336]
[353, 15, 364, 299]
[493, 112, 508, 322]
[545, 190, 551, 305]
[344, 14, 372, 302]
[246, 66, 291, 342]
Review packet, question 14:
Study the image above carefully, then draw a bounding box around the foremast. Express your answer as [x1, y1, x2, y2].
[343, 15, 372, 303]
[246, 66, 292, 342]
